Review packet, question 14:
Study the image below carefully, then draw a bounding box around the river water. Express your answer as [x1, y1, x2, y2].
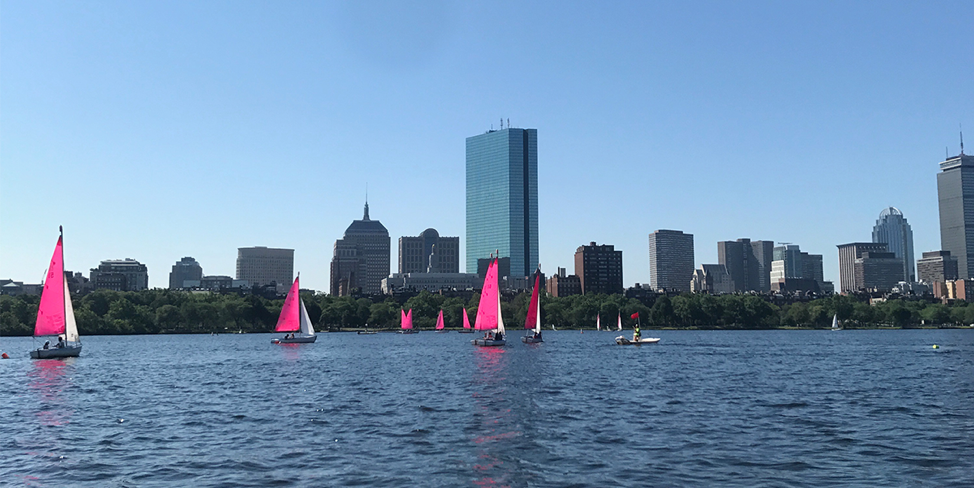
[1, 329, 972, 487]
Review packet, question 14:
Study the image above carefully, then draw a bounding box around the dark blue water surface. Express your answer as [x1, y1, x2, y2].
[1, 329, 973, 487]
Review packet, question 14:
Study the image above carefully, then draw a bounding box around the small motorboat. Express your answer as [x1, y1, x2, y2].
[615, 336, 660, 345]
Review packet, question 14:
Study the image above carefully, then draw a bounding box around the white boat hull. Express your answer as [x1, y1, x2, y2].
[30, 344, 82, 359]
[472, 339, 506, 347]
[272, 335, 317, 344]
[399, 329, 418, 334]
[521, 335, 543, 343]
[615, 336, 660, 345]
[357, 331, 377, 335]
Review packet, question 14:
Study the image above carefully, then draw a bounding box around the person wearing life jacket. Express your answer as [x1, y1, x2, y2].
[633, 324, 641, 342]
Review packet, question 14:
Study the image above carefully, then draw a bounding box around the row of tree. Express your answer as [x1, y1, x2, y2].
[0, 289, 969, 336]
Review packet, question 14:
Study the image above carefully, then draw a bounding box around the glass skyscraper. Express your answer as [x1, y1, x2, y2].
[465, 128, 539, 277]
[871, 207, 915, 282]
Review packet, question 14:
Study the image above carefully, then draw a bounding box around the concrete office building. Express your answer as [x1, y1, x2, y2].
[872, 207, 915, 282]
[574, 242, 623, 295]
[90, 259, 149, 291]
[546, 267, 581, 297]
[837, 242, 902, 292]
[465, 126, 539, 279]
[236, 247, 293, 289]
[330, 202, 390, 296]
[855, 252, 904, 292]
[169, 257, 203, 289]
[690, 264, 735, 294]
[399, 228, 459, 274]
[717, 239, 774, 292]
[937, 143, 974, 278]
[648, 230, 694, 292]
[916, 250, 959, 284]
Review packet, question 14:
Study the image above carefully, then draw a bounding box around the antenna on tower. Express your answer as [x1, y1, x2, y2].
[500, 118, 504, 130]
[961, 124, 965, 155]
[507, 118, 510, 128]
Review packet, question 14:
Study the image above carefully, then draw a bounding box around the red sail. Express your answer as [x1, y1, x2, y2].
[524, 273, 541, 330]
[34, 236, 66, 337]
[274, 277, 301, 332]
[474, 259, 499, 330]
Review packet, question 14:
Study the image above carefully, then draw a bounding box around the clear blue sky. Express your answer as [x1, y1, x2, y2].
[2, 0, 972, 293]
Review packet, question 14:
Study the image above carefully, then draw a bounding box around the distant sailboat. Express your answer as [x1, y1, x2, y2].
[31, 227, 82, 359]
[472, 257, 505, 346]
[617, 312, 623, 332]
[522, 271, 543, 343]
[435, 309, 447, 332]
[616, 311, 660, 345]
[831, 314, 842, 331]
[272, 275, 317, 344]
[596, 313, 601, 331]
[458, 307, 473, 333]
[400, 309, 417, 333]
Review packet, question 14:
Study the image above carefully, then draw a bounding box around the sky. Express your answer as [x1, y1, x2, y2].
[1, 0, 972, 293]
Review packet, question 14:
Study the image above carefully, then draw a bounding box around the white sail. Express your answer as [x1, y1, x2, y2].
[299, 300, 315, 335]
[831, 314, 839, 330]
[496, 281, 505, 335]
[597, 314, 601, 331]
[617, 313, 622, 332]
[63, 276, 79, 343]
[534, 293, 542, 334]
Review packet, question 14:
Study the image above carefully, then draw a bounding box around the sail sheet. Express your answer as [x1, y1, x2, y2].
[474, 259, 500, 331]
[35, 236, 66, 337]
[402, 309, 413, 329]
[435, 310, 444, 330]
[524, 273, 540, 330]
[275, 277, 301, 332]
[299, 300, 315, 335]
[462, 308, 471, 329]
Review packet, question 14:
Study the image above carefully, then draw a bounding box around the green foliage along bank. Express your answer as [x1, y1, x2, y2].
[1, 289, 971, 336]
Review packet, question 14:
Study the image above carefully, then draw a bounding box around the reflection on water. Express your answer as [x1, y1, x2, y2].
[471, 347, 522, 487]
[27, 359, 74, 427]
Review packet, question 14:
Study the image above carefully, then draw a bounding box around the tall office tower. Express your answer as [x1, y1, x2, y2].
[90, 258, 150, 291]
[574, 242, 624, 295]
[648, 230, 694, 292]
[236, 247, 293, 288]
[801, 252, 825, 286]
[837, 242, 891, 292]
[398, 228, 460, 274]
[916, 250, 959, 283]
[717, 238, 774, 292]
[465, 127, 539, 278]
[330, 202, 390, 296]
[169, 256, 203, 289]
[872, 207, 915, 282]
[937, 143, 974, 278]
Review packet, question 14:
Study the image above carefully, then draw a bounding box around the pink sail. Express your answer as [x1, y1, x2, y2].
[402, 309, 413, 329]
[435, 310, 445, 330]
[274, 277, 301, 332]
[474, 259, 499, 330]
[524, 273, 541, 329]
[463, 308, 471, 329]
[35, 236, 66, 337]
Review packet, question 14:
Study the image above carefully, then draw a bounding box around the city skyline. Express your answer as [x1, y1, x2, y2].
[1, 2, 971, 292]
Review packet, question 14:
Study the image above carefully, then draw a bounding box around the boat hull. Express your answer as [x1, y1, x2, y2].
[472, 339, 506, 347]
[457, 330, 474, 333]
[615, 336, 660, 345]
[30, 344, 82, 359]
[521, 336, 543, 343]
[399, 329, 418, 334]
[272, 335, 317, 344]
[357, 331, 377, 335]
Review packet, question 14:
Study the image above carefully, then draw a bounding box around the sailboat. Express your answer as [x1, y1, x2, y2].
[271, 275, 317, 344]
[435, 309, 448, 332]
[471, 257, 505, 346]
[596, 313, 601, 331]
[458, 307, 473, 333]
[521, 271, 543, 343]
[831, 314, 843, 331]
[31, 227, 82, 359]
[617, 312, 623, 332]
[399, 309, 417, 334]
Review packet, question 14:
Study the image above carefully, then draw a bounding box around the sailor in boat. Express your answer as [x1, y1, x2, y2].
[56, 336, 65, 349]
[633, 324, 641, 342]
[43, 341, 50, 350]
[532, 330, 542, 340]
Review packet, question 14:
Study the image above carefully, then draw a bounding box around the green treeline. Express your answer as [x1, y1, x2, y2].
[0, 289, 970, 336]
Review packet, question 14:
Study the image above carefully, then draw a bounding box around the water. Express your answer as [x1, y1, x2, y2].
[1, 329, 972, 487]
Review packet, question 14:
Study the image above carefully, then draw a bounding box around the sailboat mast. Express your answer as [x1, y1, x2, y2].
[59, 226, 65, 338]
